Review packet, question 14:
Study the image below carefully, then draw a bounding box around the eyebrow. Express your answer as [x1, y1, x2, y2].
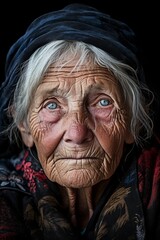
[39, 86, 69, 98]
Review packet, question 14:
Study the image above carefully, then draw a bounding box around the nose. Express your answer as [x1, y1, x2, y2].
[64, 120, 93, 144]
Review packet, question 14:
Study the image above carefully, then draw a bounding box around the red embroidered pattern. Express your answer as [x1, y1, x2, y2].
[138, 145, 160, 208]
[16, 151, 48, 193]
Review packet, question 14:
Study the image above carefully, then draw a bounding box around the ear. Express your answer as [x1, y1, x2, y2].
[18, 121, 34, 148]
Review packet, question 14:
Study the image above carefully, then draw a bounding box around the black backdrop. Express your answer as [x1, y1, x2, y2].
[0, 0, 159, 128]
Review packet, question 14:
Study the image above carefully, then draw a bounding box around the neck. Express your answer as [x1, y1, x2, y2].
[60, 180, 108, 229]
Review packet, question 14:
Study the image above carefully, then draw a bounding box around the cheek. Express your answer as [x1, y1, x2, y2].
[96, 126, 125, 165]
[94, 123, 125, 180]
[29, 111, 64, 158]
[94, 112, 127, 158]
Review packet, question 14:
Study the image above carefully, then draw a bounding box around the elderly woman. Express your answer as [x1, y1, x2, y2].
[0, 3, 159, 240]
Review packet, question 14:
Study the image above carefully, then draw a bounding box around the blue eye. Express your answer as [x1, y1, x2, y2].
[46, 102, 58, 110]
[99, 99, 110, 106]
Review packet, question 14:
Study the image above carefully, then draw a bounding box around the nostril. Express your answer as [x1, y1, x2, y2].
[64, 123, 93, 144]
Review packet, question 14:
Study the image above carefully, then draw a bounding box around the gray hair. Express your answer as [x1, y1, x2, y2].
[9, 40, 153, 145]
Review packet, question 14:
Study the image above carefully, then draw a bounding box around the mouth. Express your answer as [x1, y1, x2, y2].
[57, 157, 99, 160]
[55, 157, 101, 166]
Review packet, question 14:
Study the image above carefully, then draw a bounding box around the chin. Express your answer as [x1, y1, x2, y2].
[56, 171, 99, 188]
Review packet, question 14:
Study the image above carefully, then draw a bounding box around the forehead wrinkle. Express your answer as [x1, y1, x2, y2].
[44, 65, 113, 78]
[43, 70, 117, 89]
[38, 65, 119, 100]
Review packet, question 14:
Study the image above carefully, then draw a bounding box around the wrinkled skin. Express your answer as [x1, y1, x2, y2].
[19, 62, 134, 228]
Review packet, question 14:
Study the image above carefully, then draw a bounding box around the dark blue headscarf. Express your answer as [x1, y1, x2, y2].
[0, 3, 145, 156]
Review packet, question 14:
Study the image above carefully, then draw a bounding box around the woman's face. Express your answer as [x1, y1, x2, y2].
[19, 62, 134, 188]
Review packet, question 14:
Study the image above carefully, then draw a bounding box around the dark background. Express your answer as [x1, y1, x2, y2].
[0, 1, 158, 87]
[0, 0, 159, 114]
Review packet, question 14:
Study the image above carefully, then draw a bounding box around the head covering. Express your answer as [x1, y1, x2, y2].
[0, 3, 145, 157]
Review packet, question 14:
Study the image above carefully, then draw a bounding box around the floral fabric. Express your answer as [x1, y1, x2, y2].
[0, 138, 160, 239]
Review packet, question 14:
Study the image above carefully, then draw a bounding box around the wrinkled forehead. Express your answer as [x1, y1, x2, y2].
[43, 63, 117, 85]
[36, 63, 124, 106]
[44, 55, 114, 77]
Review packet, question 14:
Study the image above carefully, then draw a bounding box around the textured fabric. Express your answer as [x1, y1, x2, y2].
[0, 3, 145, 157]
[0, 137, 160, 239]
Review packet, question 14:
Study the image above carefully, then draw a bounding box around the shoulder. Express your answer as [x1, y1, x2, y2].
[0, 152, 32, 238]
[138, 136, 160, 174]
[138, 135, 160, 207]
[0, 151, 30, 193]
